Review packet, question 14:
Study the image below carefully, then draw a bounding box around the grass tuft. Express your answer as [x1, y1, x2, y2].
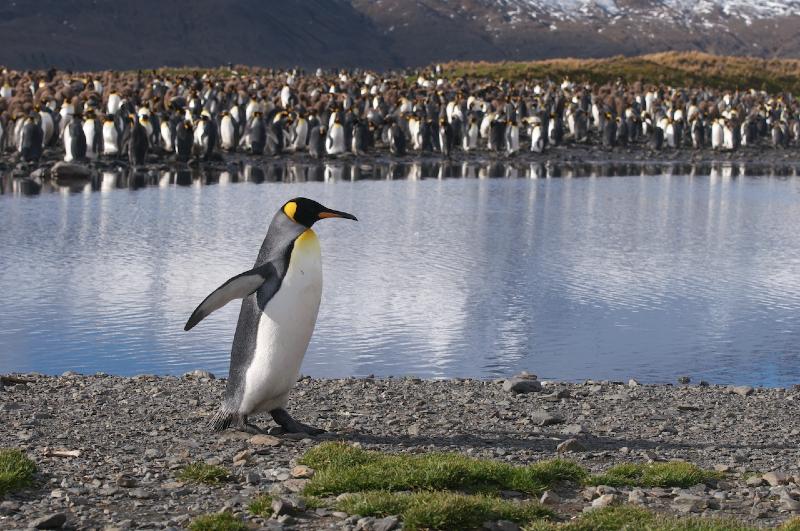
[248, 494, 272, 517]
[301, 442, 586, 496]
[0, 449, 36, 497]
[188, 512, 247, 531]
[337, 490, 553, 531]
[178, 462, 230, 485]
[587, 462, 721, 489]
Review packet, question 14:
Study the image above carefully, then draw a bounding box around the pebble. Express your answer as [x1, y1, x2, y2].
[591, 494, 618, 508]
[530, 409, 564, 426]
[291, 465, 315, 478]
[540, 490, 561, 505]
[763, 471, 789, 486]
[184, 369, 215, 380]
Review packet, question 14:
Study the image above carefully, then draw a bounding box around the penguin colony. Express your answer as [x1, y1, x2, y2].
[1, 65, 799, 166]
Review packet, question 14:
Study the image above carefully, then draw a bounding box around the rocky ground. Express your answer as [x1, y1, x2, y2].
[2, 372, 800, 530]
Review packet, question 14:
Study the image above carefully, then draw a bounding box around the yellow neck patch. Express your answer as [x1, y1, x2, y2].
[283, 201, 297, 221]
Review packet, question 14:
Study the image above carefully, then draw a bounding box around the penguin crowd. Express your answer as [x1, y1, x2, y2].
[1, 65, 799, 166]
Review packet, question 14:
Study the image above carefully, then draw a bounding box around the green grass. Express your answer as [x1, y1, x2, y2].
[178, 462, 230, 485]
[587, 462, 721, 489]
[337, 490, 553, 531]
[188, 512, 247, 531]
[525, 505, 783, 531]
[0, 449, 36, 497]
[300, 442, 586, 496]
[442, 52, 800, 94]
[248, 494, 272, 517]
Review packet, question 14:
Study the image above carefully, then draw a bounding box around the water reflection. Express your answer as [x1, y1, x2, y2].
[3, 160, 800, 197]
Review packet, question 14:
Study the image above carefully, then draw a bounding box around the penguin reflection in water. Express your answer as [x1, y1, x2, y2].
[184, 198, 357, 434]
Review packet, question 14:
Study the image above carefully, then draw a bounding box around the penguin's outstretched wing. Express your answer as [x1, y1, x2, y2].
[184, 263, 276, 331]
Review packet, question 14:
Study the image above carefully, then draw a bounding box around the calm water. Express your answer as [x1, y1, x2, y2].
[2, 162, 800, 386]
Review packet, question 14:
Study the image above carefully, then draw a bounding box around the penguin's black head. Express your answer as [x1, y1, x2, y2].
[281, 197, 357, 228]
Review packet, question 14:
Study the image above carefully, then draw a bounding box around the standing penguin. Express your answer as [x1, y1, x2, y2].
[129, 114, 148, 166]
[308, 124, 326, 159]
[64, 115, 87, 162]
[102, 115, 120, 156]
[20, 114, 44, 162]
[388, 121, 406, 156]
[175, 120, 194, 162]
[438, 117, 453, 158]
[184, 198, 357, 434]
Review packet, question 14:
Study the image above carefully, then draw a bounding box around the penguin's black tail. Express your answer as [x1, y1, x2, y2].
[208, 409, 237, 432]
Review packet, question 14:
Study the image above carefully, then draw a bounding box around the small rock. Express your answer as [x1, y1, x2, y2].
[764, 471, 789, 486]
[628, 489, 647, 505]
[233, 449, 252, 465]
[556, 438, 586, 453]
[407, 424, 420, 436]
[245, 471, 261, 485]
[746, 476, 766, 487]
[713, 464, 732, 473]
[482, 521, 520, 531]
[672, 494, 708, 513]
[31, 513, 67, 529]
[677, 376, 691, 384]
[52, 162, 90, 181]
[249, 434, 282, 448]
[628, 379, 641, 387]
[0, 500, 20, 515]
[561, 424, 586, 435]
[116, 475, 138, 488]
[540, 490, 561, 505]
[129, 488, 151, 499]
[184, 369, 215, 379]
[782, 497, 800, 512]
[591, 494, 618, 508]
[373, 516, 400, 531]
[731, 385, 754, 397]
[531, 409, 564, 426]
[502, 377, 542, 394]
[291, 465, 315, 479]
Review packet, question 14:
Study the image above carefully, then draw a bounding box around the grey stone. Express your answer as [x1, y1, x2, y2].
[556, 438, 586, 453]
[531, 409, 564, 426]
[540, 490, 561, 505]
[184, 369, 215, 379]
[731, 385, 754, 397]
[31, 513, 67, 529]
[373, 516, 400, 531]
[590, 494, 618, 508]
[628, 489, 647, 505]
[502, 377, 542, 394]
[672, 494, 708, 513]
[763, 471, 789, 486]
[678, 376, 691, 384]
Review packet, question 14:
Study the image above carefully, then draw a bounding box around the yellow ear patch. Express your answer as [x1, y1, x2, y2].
[283, 201, 298, 221]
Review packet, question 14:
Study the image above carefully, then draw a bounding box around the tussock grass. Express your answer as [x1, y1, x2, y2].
[248, 494, 273, 517]
[337, 490, 553, 531]
[525, 505, 795, 530]
[188, 512, 246, 531]
[300, 442, 586, 496]
[443, 52, 800, 93]
[587, 462, 721, 489]
[177, 462, 230, 485]
[0, 449, 36, 497]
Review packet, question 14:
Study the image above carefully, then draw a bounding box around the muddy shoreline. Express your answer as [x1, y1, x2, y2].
[1, 373, 799, 529]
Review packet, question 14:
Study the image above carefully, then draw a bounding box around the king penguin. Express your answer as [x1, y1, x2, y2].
[184, 198, 357, 434]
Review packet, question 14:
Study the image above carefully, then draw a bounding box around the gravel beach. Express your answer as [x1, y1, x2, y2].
[2, 373, 800, 529]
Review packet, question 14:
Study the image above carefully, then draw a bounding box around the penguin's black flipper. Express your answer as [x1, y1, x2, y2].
[184, 263, 276, 331]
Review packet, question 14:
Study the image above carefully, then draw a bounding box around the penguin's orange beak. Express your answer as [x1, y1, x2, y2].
[318, 210, 357, 221]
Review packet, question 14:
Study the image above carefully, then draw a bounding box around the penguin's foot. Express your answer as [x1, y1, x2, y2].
[270, 408, 325, 435]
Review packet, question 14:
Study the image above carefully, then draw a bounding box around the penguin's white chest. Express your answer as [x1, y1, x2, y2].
[241, 230, 323, 413]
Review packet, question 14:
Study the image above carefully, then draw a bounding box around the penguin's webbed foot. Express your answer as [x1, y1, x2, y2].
[270, 408, 325, 435]
[232, 415, 266, 435]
